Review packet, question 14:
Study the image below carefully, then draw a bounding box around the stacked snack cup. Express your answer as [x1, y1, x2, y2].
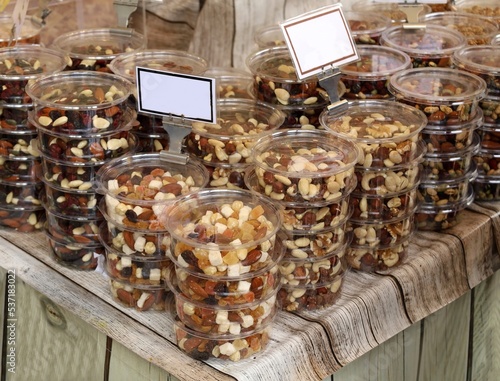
[50, 28, 145, 72]
[339, 45, 411, 101]
[320, 100, 428, 272]
[253, 25, 285, 49]
[0, 45, 67, 232]
[246, 46, 333, 130]
[205, 67, 255, 100]
[182, 98, 285, 189]
[344, 11, 392, 46]
[26, 70, 137, 269]
[247, 129, 359, 310]
[109, 49, 209, 153]
[419, 12, 498, 46]
[380, 24, 467, 68]
[164, 188, 284, 361]
[452, 46, 500, 200]
[94, 153, 209, 311]
[388, 68, 487, 230]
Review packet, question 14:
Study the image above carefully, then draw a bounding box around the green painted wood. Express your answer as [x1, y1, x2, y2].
[402, 322, 421, 381]
[109, 340, 180, 381]
[470, 270, 500, 381]
[5, 278, 107, 381]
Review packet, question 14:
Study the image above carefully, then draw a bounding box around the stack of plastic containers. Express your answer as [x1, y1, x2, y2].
[26, 71, 137, 269]
[95, 153, 209, 311]
[183, 98, 285, 189]
[109, 49, 209, 153]
[339, 45, 411, 101]
[246, 46, 333, 130]
[246, 129, 359, 310]
[380, 24, 467, 68]
[164, 188, 283, 361]
[388, 68, 487, 230]
[321, 100, 427, 271]
[0, 45, 67, 232]
[452, 46, 500, 200]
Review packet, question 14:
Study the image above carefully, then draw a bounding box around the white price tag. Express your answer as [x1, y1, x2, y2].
[136, 67, 217, 124]
[280, 4, 358, 80]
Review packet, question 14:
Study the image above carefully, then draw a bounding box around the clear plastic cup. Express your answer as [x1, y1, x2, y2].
[0, 204, 45, 232]
[344, 11, 392, 45]
[108, 277, 168, 311]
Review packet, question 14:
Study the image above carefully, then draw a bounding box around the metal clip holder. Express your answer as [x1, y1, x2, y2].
[400, 3, 427, 30]
[113, 0, 140, 28]
[160, 115, 192, 165]
[318, 66, 348, 114]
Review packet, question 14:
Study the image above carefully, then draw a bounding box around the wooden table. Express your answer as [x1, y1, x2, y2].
[1, 201, 498, 381]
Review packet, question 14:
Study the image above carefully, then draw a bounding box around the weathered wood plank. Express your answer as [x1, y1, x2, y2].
[0, 238, 233, 381]
[444, 209, 495, 288]
[470, 270, 500, 381]
[417, 291, 470, 381]
[109, 340, 180, 381]
[4, 277, 107, 381]
[470, 202, 500, 263]
[388, 232, 469, 323]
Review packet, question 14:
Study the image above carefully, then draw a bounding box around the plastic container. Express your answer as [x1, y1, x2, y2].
[109, 277, 168, 311]
[51, 28, 145, 72]
[253, 25, 285, 49]
[0, 14, 41, 47]
[277, 273, 346, 312]
[173, 262, 282, 306]
[45, 230, 103, 270]
[174, 318, 273, 361]
[452, 0, 500, 27]
[0, 131, 39, 158]
[421, 108, 483, 154]
[170, 274, 279, 334]
[281, 218, 350, 259]
[480, 95, 500, 124]
[166, 189, 282, 277]
[320, 100, 427, 168]
[350, 185, 419, 221]
[26, 71, 133, 134]
[422, 133, 480, 181]
[44, 206, 102, 245]
[452, 46, 500, 97]
[415, 185, 474, 231]
[420, 12, 498, 46]
[473, 175, 500, 200]
[39, 153, 102, 190]
[99, 220, 171, 257]
[183, 98, 285, 166]
[474, 148, 500, 176]
[246, 46, 329, 106]
[95, 153, 209, 230]
[477, 123, 500, 150]
[277, 102, 327, 129]
[351, 1, 414, 25]
[205, 67, 255, 99]
[0, 155, 40, 182]
[353, 141, 425, 195]
[108, 49, 209, 83]
[0, 45, 67, 105]
[42, 180, 101, 218]
[340, 45, 411, 100]
[344, 11, 392, 45]
[251, 129, 359, 204]
[380, 24, 467, 68]
[0, 104, 36, 132]
[418, 165, 477, 206]
[204, 162, 249, 190]
[347, 235, 411, 271]
[0, 204, 45, 231]
[0, 178, 43, 208]
[133, 130, 170, 153]
[36, 123, 137, 164]
[388, 68, 487, 124]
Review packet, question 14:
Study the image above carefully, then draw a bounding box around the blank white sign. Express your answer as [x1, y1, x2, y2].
[136, 67, 217, 123]
[280, 4, 358, 79]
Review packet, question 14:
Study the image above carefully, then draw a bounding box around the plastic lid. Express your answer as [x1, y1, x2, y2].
[51, 28, 145, 60]
[389, 67, 487, 104]
[340, 45, 411, 80]
[320, 100, 427, 143]
[109, 49, 208, 82]
[253, 24, 285, 48]
[420, 12, 498, 45]
[453, 0, 500, 25]
[452, 46, 500, 77]
[251, 129, 361, 178]
[0, 45, 68, 80]
[345, 11, 392, 38]
[380, 24, 467, 58]
[0, 15, 41, 43]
